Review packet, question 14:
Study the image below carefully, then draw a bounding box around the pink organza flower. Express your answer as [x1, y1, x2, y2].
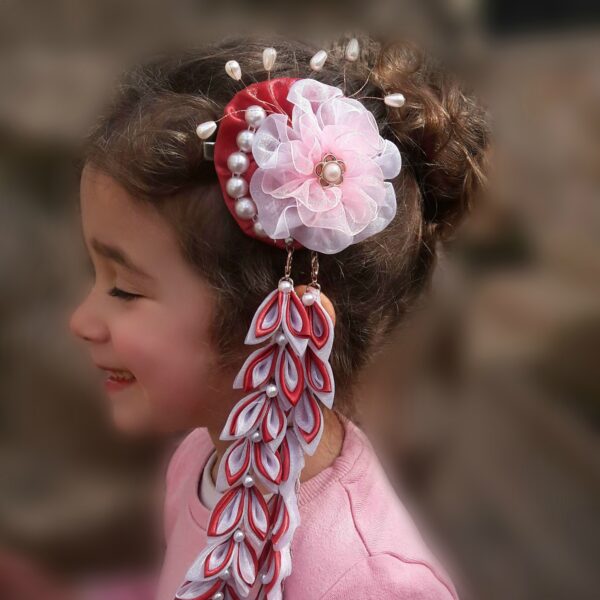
[249, 78, 402, 254]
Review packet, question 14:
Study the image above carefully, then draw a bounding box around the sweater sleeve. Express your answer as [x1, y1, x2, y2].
[322, 553, 458, 600]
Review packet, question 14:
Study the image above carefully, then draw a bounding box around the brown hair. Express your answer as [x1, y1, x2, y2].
[82, 35, 489, 417]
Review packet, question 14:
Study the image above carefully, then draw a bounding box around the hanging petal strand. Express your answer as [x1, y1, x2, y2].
[177, 237, 337, 598]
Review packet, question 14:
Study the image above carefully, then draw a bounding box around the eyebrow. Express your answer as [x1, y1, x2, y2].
[91, 238, 152, 279]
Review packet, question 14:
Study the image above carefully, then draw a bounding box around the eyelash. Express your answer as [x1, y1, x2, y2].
[108, 286, 142, 302]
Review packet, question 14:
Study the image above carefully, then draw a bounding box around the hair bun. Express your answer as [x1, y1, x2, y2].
[373, 41, 489, 241]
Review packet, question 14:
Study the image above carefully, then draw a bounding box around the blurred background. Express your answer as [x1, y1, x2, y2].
[0, 2, 599, 599]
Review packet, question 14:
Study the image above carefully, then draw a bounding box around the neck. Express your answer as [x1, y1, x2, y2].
[207, 405, 344, 494]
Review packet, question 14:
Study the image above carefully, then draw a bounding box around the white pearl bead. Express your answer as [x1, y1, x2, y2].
[266, 383, 278, 397]
[236, 129, 254, 152]
[225, 60, 242, 81]
[196, 121, 217, 139]
[250, 431, 261, 442]
[220, 568, 231, 579]
[233, 529, 245, 543]
[261, 573, 270, 584]
[384, 93, 406, 108]
[345, 38, 360, 62]
[323, 161, 342, 184]
[226, 176, 248, 199]
[263, 47, 277, 71]
[242, 475, 254, 487]
[245, 105, 267, 129]
[212, 593, 224, 600]
[234, 197, 257, 220]
[253, 220, 267, 237]
[274, 331, 287, 346]
[310, 50, 328, 72]
[278, 279, 293, 293]
[227, 151, 250, 175]
[302, 291, 316, 306]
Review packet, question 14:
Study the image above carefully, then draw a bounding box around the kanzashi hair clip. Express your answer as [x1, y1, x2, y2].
[178, 39, 403, 600]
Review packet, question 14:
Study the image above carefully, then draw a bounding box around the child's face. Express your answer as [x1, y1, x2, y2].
[70, 164, 227, 434]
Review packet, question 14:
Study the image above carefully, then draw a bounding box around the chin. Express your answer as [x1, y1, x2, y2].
[109, 402, 156, 436]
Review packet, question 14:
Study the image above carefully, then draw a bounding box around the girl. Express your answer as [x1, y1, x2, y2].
[69, 35, 488, 599]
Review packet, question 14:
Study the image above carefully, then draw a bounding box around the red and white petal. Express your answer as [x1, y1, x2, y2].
[176, 579, 223, 600]
[217, 439, 252, 491]
[277, 429, 305, 497]
[281, 290, 310, 355]
[207, 485, 246, 538]
[260, 546, 281, 597]
[204, 538, 236, 578]
[293, 389, 324, 456]
[245, 289, 286, 344]
[304, 347, 335, 408]
[233, 537, 258, 590]
[245, 486, 271, 543]
[274, 345, 304, 406]
[233, 343, 279, 391]
[268, 494, 290, 548]
[252, 441, 282, 491]
[277, 435, 290, 484]
[260, 398, 287, 450]
[306, 298, 334, 359]
[221, 391, 268, 440]
[257, 544, 291, 600]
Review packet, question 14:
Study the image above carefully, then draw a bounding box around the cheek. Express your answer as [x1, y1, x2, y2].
[111, 306, 218, 424]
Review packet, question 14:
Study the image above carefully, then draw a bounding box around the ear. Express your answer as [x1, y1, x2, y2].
[294, 284, 336, 326]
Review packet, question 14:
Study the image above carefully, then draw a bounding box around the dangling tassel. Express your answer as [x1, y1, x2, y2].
[175, 247, 335, 600]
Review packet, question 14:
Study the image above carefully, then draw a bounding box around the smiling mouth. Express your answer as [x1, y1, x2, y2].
[98, 367, 137, 391]
[104, 369, 136, 382]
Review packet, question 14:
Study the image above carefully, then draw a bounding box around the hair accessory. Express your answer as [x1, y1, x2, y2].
[309, 49, 328, 72]
[344, 38, 360, 62]
[383, 92, 406, 107]
[206, 75, 401, 254]
[262, 47, 277, 72]
[178, 45, 402, 600]
[225, 60, 243, 81]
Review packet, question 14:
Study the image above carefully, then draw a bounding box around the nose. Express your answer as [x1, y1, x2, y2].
[69, 291, 110, 344]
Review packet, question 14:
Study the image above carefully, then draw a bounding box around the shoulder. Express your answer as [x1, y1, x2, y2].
[165, 427, 213, 489]
[300, 421, 456, 600]
[321, 552, 457, 599]
[163, 427, 213, 538]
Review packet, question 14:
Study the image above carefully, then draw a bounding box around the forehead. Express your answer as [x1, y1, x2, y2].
[79, 164, 181, 271]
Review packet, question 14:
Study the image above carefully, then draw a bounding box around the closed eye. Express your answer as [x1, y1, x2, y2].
[108, 286, 143, 301]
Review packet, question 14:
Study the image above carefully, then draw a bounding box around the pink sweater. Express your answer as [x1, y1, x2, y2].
[156, 413, 458, 599]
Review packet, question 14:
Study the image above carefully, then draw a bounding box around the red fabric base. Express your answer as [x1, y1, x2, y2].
[214, 77, 303, 252]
